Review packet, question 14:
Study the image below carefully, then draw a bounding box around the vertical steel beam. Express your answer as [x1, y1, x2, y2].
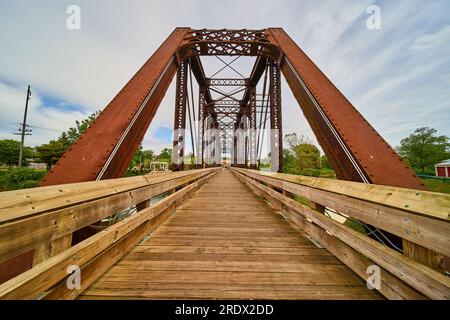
[269, 61, 283, 173]
[196, 87, 207, 169]
[249, 87, 257, 169]
[39, 28, 190, 186]
[214, 121, 221, 165]
[204, 115, 211, 166]
[245, 136, 249, 167]
[171, 61, 188, 171]
[232, 135, 237, 166]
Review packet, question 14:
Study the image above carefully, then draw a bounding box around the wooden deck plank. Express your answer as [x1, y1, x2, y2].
[80, 169, 382, 300]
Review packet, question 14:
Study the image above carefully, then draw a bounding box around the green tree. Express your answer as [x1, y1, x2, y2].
[283, 133, 321, 176]
[320, 155, 331, 169]
[33, 111, 101, 170]
[292, 143, 321, 172]
[128, 145, 156, 173]
[396, 127, 449, 173]
[142, 149, 155, 167]
[158, 148, 172, 161]
[283, 148, 295, 173]
[35, 139, 67, 170]
[0, 139, 34, 166]
[65, 111, 100, 145]
[129, 144, 144, 169]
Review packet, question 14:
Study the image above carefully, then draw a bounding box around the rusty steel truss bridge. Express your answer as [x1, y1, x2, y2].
[0, 28, 449, 300]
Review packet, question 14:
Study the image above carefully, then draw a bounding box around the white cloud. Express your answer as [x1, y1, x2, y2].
[0, 0, 449, 155]
[410, 25, 450, 51]
[0, 81, 86, 146]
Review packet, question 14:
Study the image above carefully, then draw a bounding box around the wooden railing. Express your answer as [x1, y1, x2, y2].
[0, 168, 220, 299]
[231, 168, 450, 300]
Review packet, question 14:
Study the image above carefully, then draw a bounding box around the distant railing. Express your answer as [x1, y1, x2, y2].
[0, 168, 220, 299]
[417, 174, 450, 183]
[231, 168, 450, 300]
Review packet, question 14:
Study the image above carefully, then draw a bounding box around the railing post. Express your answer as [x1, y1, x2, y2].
[33, 234, 73, 266]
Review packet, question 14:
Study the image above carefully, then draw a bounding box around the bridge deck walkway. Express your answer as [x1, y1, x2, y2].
[79, 169, 382, 299]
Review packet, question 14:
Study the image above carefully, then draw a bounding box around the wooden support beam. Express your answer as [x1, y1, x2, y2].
[33, 235, 72, 267]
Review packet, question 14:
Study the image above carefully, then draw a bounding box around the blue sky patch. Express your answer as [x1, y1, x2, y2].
[154, 126, 172, 142]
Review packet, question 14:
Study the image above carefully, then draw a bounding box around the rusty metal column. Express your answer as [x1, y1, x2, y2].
[243, 116, 248, 168]
[270, 61, 283, 173]
[236, 122, 244, 166]
[232, 133, 237, 166]
[171, 60, 188, 171]
[249, 87, 257, 169]
[196, 87, 206, 169]
[204, 115, 212, 167]
[214, 122, 221, 165]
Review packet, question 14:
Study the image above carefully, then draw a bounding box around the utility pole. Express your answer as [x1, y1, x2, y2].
[17, 85, 32, 167]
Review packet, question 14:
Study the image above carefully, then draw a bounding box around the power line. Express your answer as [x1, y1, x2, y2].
[28, 124, 64, 133]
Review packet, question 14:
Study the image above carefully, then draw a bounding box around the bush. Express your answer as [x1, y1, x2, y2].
[299, 168, 321, 177]
[0, 168, 46, 191]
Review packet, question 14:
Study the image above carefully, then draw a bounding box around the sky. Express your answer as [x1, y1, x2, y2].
[0, 0, 449, 155]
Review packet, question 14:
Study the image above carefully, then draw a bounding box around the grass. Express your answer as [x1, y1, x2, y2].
[421, 179, 450, 194]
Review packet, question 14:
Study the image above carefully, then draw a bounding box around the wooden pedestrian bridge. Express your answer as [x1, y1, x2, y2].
[0, 167, 449, 300]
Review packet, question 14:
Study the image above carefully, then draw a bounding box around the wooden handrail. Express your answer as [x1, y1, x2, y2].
[235, 169, 450, 221]
[231, 168, 450, 300]
[232, 168, 450, 257]
[0, 168, 219, 266]
[0, 168, 221, 299]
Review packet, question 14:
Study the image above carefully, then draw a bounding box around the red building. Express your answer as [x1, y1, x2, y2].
[435, 159, 450, 177]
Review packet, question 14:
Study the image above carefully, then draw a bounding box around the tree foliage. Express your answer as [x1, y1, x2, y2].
[0, 139, 34, 166]
[35, 134, 70, 170]
[34, 111, 100, 170]
[283, 133, 322, 176]
[396, 127, 449, 173]
[128, 145, 156, 169]
[65, 111, 101, 144]
[157, 148, 172, 161]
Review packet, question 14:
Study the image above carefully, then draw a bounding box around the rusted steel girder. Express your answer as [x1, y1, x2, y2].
[269, 61, 283, 173]
[171, 61, 188, 171]
[267, 28, 424, 190]
[183, 29, 278, 57]
[196, 87, 207, 168]
[39, 28, 190, 186]
[249, 87, 257, 169]
[266, 28, 440, 270]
